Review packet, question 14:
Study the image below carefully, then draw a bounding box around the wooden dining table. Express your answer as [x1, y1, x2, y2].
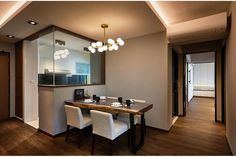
[64, 98, 153, 153]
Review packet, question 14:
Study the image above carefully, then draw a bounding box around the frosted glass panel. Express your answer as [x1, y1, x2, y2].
[38, 32, 54, 85]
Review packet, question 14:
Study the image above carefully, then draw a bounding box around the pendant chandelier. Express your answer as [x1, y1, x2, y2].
[88, 24, 124, 53]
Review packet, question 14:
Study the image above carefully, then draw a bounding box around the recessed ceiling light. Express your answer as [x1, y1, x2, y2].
[27, 20, 38, 25]
[6, 35, 15, 38]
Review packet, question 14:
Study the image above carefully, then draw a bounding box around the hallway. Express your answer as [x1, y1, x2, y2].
[187, 97, 215, 121]
[167, 97, 230, 155]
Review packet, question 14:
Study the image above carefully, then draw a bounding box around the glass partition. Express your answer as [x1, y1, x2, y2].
[38, 32, 54, 85]
[38, 28, 105, 86]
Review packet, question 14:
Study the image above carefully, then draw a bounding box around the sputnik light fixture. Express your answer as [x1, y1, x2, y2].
[88, 24, 124, 53]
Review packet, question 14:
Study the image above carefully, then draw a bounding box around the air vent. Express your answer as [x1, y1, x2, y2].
[84, 47, 89, 51]
[55, 39, 65, 46]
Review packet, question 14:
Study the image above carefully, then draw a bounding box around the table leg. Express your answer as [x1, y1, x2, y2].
[129, 113, 136, 153]
[140, 113, 145, 145]
[129, 113, 145, 154]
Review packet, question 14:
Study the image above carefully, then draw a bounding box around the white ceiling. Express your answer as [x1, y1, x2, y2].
[149, 1, 231, 25]
[188, 52, 215, 64]
[0, 1, 165, 43]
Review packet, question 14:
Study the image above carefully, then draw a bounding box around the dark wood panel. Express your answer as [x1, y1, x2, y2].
[0, 52, 10, 120]
[15, 42, 23, 118]
[15, 78, 23, 118]
[25, 25, 95, 42]
[15, 42, 23, 77]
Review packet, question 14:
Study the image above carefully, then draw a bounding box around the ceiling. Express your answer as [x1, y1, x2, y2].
[149, 1, 231, 25]
[187, 52, 215, 64]
[0, 1, 18, 20]
[0, 1, 30, 29]
[0, 1, 165, 43]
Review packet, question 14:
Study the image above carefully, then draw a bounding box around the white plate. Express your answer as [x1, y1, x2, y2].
[100, 96, 106, 100]
[111, 102, 122, 107]
[84, 99, 93, 103]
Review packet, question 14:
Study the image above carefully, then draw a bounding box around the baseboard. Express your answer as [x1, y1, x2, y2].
[188, 97, 194, 103]
[38, 129, 58, 137]
[14, 116, 23, 121]
[172, 116, 179, 125]
[144, 125, 169, 133]
[193, 96, 215, 99]
[226, 134, 234, 155]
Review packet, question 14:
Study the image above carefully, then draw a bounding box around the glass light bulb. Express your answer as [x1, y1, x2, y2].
[114, 45, 119, 50]
[88, 46, 93, 51]
[57, 50, 64, 55]
[103, 45, 108, 51]
[96, 41, 103, 47]
[117, 37, 122, 43]
[54, 55, 60, 60]
[64, 49, 69, 55]
[91, 42, 97, 48]
[108, 46, 113, 51]
[112, 44, 119, 50]
[107, 38, 115, 44]
[98, 47, 104, 52]
[91, 48, 96, 53]
[118, 40, 124, 46]
[54, 50, 62, 55]
[61, 54, 67, 58]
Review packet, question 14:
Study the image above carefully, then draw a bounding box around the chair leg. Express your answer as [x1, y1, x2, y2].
[65, 125, 70, 142]
[91, 134, 96, 155]
[78, 129, 81, 148]
[110, 140, 113, 155]
[128, 129, 130, 148]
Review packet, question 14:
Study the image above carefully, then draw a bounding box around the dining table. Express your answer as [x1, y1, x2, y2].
[64, 98, 153, 153]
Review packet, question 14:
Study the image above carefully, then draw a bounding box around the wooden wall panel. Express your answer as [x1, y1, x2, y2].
[15, 42, 23, 119]
[0, 52, 10, 120]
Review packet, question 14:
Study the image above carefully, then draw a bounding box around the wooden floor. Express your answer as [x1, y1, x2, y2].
[0, 97, 232, 155]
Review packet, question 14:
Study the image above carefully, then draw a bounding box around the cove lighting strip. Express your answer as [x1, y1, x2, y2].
[0, 1, 31, 28]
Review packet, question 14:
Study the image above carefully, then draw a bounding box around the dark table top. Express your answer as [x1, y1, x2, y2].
[64, 98, 153, 115]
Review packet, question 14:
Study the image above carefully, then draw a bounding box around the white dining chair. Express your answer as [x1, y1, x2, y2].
[117, 99, 146, 133]
[64, 105, 92, 148]
[90, 110, 129, 155]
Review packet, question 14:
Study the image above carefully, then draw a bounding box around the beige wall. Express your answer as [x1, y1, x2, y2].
[23, 40, 38, 123]
[39, 85, 106, 135]
[106, 32, 172, 130]
[0, 42, 15, 117]
[226, 2, 236, 155]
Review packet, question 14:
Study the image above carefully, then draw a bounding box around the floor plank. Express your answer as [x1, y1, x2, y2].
[0, 97, 232, 155]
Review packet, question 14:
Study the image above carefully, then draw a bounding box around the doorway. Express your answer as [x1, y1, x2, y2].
[0, 51, 10, 120]
[184, 52, 216, 121]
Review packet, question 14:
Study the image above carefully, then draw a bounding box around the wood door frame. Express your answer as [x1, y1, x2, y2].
[0, 51, 10, 119]
[183, 51, 217, 121]
[221, 45, 226, 124]
[172, 49, 179, 116]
